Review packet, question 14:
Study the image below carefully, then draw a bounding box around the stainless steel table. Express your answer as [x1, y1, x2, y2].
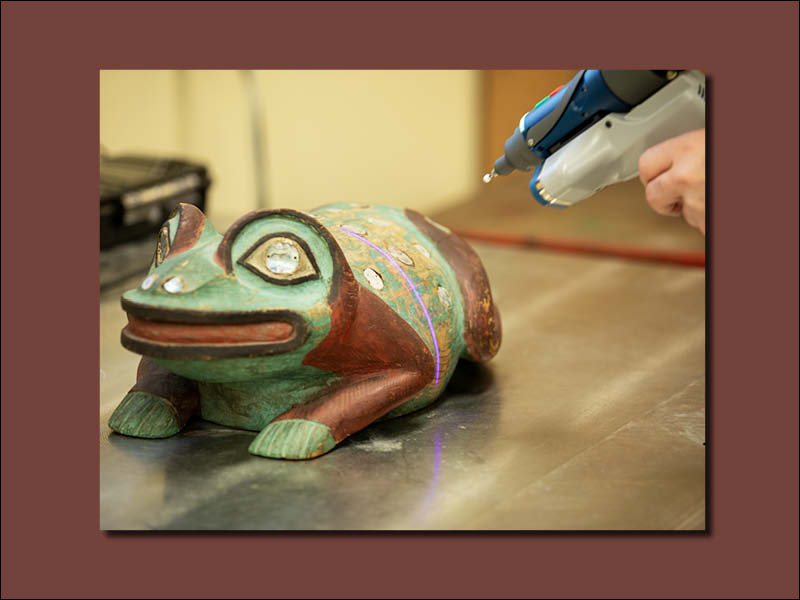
[100, 240, 705, 530]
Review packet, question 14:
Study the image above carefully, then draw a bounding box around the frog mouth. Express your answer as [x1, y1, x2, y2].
[120, 299, 309, 360]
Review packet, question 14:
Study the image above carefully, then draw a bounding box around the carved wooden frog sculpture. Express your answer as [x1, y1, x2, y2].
[110, 203, 501, 459]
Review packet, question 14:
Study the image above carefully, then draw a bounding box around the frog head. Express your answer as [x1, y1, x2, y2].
[121, 203, 357, 383]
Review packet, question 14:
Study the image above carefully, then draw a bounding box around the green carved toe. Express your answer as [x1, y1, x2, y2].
[108, 392, 181, 439]
[248, 419, 336, 460]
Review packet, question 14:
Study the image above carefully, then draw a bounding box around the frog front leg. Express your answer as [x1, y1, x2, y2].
[248, 370, 426, 459]
[109, 357, 200, 439]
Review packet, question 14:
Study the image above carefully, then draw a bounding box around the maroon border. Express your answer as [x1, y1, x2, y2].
[2, 1, 798, 598]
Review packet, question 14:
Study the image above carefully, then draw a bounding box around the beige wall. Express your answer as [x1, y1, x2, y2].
[100, 70, 482, 230]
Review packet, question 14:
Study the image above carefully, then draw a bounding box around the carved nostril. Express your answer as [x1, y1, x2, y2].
[163, 276, 186, 294]
[140, 274, 158, 290]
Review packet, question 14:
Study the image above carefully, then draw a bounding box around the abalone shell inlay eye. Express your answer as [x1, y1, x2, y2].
[265, 241, 299, 274]
[413, 244, 431, 259]
[389, 247, 414, 266]
[238, 234, 319, 285]
[437, 285, 451, 307]
[364, 267, 384, 290]
[140, 274, 158, 290]
[163, 276, 185, 294]
[155, 224, 170, 265]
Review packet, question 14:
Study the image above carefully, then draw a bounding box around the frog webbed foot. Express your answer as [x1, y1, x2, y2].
[248, 370, 428, 460]
[109, 391, 184, 439]
[249, 419, 335, 460]
[108, 357, 199, 439]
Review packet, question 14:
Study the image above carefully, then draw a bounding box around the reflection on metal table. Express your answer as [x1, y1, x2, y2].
[100, 198, 705, 530]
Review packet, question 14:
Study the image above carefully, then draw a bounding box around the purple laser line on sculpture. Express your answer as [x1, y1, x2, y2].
[340, 226, 441, 386]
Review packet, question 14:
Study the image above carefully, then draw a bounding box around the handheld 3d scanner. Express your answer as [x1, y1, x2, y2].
[484, 70, 706, 208]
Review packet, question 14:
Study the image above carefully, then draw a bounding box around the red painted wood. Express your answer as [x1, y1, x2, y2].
[127, 315, 294, 345]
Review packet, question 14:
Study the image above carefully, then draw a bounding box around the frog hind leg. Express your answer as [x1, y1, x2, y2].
[248, 369, 428, 459]
[109, 357, 199, 439]
[249, 279, 436, 460]
[404, 209, 502, 362]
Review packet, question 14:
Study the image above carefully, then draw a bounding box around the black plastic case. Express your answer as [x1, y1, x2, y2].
[100, 154, 211, 249]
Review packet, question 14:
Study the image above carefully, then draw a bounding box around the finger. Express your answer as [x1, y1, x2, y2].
[639, 139, 675, 185]
[682, 204, 705, 234]
[682, 196, 706, 234]
[645, 174, 683, 216]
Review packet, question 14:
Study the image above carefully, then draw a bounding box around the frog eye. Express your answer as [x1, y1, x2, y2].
[238, 233, 320, 285]
[154, 223, 171, 266]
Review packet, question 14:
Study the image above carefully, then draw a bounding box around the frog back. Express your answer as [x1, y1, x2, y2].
[312, 204, 501, 372]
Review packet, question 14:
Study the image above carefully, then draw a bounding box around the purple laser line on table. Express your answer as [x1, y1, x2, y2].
[340, 226, 441, 386]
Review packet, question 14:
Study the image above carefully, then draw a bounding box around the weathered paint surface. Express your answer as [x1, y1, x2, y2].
[313, 203, 468, 417]
[109, 202, 501, 459]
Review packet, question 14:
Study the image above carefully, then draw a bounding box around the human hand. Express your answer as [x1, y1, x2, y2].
[638, 129, 706, 235]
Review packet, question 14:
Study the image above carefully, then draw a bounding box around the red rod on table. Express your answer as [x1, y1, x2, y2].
[450, 228, 705, 268]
